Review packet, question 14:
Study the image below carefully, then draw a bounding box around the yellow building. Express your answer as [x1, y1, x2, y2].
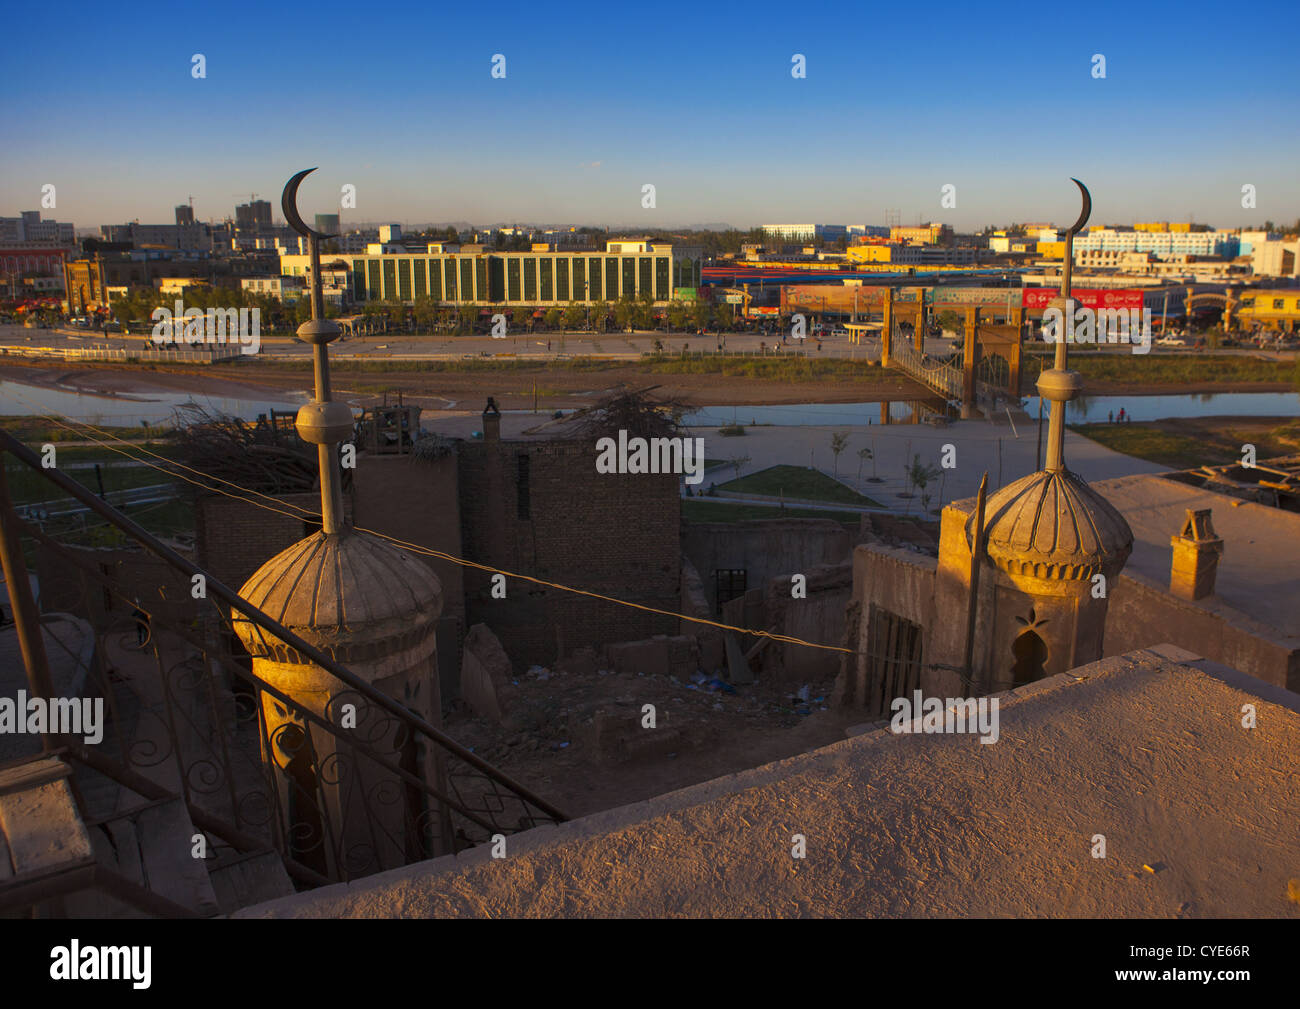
[1134, 222, 1193, 233]
[1036, 241, 1066, 259]
[1236, 289, 1300, 331]
[889, 224, 951, 246]
[847, 245, 893, 263]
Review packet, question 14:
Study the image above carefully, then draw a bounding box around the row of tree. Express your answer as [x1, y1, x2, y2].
[107, 285, 334, 333]
[356, 294, 740, 335]
[100, 286, 752, 337]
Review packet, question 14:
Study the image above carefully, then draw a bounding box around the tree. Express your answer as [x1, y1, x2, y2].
[589, 301, 609, 333]
[936, 309, 963, 333]
[666, 300, 688, 332]
[613, 298, 636, 332]
[562, 301, 585, 331]
[727, 454, 751, 483]
[906, 455, 942, 516]
[634, 292, 655, 330]
[830, 432, 849, 476]
[690, 300, 713, 332]
[857, 446, 873, 482]
[543, 307, 561, 331]
[412, 296, 438, 333]
[457, 305, 477, 334]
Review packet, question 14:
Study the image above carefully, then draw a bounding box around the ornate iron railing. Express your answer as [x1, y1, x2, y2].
[0, 431, 567, 899]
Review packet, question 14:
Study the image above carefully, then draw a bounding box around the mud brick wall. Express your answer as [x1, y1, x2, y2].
[458, 438, 680, 670]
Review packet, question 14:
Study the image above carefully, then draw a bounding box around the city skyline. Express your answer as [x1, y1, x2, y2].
[2, 0, 1297, 231]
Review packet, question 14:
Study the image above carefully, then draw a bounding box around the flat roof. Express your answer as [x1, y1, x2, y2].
[236, 647, 1300, 918]
[1092, 474, 1300, 638]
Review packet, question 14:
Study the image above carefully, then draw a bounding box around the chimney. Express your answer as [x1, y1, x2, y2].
[482, 396, 501, 444]
[1169, 508, 1223, 601]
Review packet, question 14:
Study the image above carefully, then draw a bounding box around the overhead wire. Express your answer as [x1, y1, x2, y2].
[7, 390, 860, 655]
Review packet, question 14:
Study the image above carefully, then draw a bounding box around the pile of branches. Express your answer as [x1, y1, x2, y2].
[410, 431, 455, 462]
[572, 385, 689, 441]
[167, 404, 320, 495]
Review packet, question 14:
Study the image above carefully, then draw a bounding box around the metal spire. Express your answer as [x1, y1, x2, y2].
[1039, 179, 1091, 473]
[282, 169, 349, 534]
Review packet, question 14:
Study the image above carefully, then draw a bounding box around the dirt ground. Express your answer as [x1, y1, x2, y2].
[12, 357, 1287, 416]
[444, 661, 860, 820]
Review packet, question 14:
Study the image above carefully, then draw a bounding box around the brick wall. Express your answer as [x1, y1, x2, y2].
[350, 452, 466, 698]
[458, 437, 680, 669]
[195, 490, 325, 593]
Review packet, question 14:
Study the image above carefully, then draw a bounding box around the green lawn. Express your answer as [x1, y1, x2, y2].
[716, 464, 882, 507]
[5, 454, 178, 507]
[681, 499, 864, 526]
[1028, 353, 1298, 387]
[1069, 424, 1240, 469]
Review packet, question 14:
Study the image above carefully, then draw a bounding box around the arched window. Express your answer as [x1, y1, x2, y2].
[1011, 629, 1048, 686]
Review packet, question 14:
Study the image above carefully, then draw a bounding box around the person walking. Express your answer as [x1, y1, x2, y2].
[1108, 410, 1114, 423]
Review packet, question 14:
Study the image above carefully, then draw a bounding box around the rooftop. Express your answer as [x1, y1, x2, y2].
[236, 646, 1300, 918]
[1091, 474, 1300, 638]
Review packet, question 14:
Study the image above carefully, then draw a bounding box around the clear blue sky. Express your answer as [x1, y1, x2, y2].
[2, 0, 1297, 232]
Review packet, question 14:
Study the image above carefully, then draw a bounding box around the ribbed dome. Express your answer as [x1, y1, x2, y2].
[968, 468, 1132, 581]
[233, 529, 442, 663]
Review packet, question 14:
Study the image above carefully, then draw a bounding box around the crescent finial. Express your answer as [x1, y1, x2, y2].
[1068, 178, 1092, 236]
[282, 168, 337, 241]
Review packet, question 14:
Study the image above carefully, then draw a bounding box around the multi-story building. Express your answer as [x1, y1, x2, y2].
[0, 247, 68, 297]
[0, 210, 75, 245]
[99, 221, 213, 252]
[314, 213, 340, 235]
[890, 223, 953, 246]
[241, 275, 306, 300]
[762, 224, 860, 243]
[1076, 229, 1240, 258]
[1251, 240, 1300, 279]
[1236, 289, 1300, 331]
[279, 238, 703, 306]
[234, 200, 273, 233]
[845, 244, 975, 265]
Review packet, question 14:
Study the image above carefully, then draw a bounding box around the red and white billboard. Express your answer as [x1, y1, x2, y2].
[1021, 288, 1144, 310]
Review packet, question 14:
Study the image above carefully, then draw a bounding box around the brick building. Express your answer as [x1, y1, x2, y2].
[456, 411, 681, 668]
[195, 408, 682, 686]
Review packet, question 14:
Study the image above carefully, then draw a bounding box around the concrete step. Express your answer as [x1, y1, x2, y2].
[207, 850, 295, 915]
[136, 799, 221, 917]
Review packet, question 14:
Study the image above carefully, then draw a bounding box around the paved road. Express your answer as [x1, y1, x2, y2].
[3, 323, 1292, 364]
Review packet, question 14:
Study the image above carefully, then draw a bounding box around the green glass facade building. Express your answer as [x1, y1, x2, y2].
[280, 240, 702, 307]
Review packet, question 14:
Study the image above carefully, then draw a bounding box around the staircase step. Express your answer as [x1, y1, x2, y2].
[207, 850, 295, 914]
[136, 799, 220, 916]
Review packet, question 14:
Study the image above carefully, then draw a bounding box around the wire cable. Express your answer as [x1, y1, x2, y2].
[8, 394, 858, 654]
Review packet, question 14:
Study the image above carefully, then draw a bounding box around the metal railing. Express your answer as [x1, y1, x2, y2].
[891, 337, 964, 401]
[0, 430, 567, 898]
[0, 345, 244, 363]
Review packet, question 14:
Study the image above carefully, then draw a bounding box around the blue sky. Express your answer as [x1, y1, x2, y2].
[2, 0, 1297, 232]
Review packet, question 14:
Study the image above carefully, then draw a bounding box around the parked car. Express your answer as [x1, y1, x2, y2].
[1156, 336, 1186, 347]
